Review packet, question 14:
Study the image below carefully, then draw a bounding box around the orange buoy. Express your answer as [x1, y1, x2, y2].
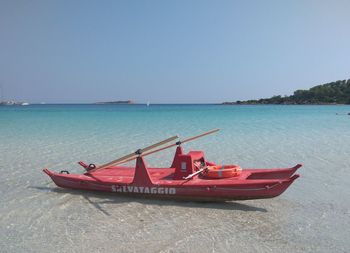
[203, 165, 242, 179]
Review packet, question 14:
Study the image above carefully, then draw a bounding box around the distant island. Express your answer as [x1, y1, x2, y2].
[223, 79, 350, 105]
[95, 100, 134, 104]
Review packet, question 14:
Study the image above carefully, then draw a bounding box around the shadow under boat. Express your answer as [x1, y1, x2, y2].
[31, 186, 268, 213]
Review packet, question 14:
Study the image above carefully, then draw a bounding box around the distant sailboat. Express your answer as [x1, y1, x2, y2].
[21, 102, 30, 106]
[147, 101, 150, 107]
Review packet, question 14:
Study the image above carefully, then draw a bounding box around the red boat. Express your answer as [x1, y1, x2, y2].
[43, 129, 301, 201]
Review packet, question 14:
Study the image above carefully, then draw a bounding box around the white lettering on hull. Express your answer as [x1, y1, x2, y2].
[111, 185, 176, 195]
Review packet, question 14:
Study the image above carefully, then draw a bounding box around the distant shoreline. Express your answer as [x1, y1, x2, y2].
[1, 103, 350, 106]
[222, 79, 350, 105]
[221, 102, 348, 105]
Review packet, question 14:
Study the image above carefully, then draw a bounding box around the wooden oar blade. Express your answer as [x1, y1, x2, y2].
[113, 142, 178, 166]
[91, 129, 220, 169]
[139, 135, 179, 153]
[95, 153, 136, 170]
[181, 128, 220, 144]
[112, 129, 220, 166]
[91, 135, 178, 171]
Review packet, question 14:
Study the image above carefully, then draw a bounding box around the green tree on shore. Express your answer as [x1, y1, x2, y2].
[223, 79, 350, 105]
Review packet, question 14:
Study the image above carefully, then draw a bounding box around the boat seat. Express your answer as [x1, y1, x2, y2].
[172, 150, 206, 179]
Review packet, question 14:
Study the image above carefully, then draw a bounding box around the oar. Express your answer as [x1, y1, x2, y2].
[183, 167, 208, 180]
[112, 128, 220, 166]
[89, 135, 178, 172]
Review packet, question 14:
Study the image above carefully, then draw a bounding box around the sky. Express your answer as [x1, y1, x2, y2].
[0, 0, 350, 103]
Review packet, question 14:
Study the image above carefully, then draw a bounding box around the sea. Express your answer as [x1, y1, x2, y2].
[0, 104, 349, 253]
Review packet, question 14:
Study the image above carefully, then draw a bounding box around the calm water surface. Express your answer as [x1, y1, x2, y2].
[0, 104, 349, 252]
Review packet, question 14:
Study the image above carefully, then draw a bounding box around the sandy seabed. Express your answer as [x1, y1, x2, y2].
[1, 104, 349, 252]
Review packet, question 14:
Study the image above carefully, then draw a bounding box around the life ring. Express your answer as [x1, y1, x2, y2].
[203, 165, 242, 179]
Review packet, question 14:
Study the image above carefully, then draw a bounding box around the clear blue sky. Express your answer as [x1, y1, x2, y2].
[1, 0, 349, 103]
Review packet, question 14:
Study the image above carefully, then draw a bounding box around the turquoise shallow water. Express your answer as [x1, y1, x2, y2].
[0, 104, 350, 252]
